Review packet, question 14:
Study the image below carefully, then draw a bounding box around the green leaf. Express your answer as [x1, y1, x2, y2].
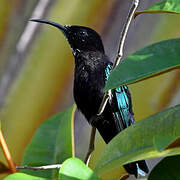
[135, 0, 180, 17]
[21, 105, 75, 179]
[148, 155, 180, 180]
[153, 135, 178, 152]
[94, 104, 180, 176]
[4, 173, 47, 180]
[59, 158, 101, 180]
[105, 38, 180, 91]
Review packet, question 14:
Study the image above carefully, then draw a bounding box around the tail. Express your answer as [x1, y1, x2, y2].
[94, 116, 149, 178]
[124, 160, 149, 178]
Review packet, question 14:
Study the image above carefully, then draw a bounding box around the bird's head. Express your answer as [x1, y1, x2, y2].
[30, 19, 105, 54]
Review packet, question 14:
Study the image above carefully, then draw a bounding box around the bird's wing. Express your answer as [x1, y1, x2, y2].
[105, 64, 135, 131]
[105, 64, 149, 177]
[113, 86, 135, 127]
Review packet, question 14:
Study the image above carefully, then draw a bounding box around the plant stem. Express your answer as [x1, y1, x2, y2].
[97, 0, 139, 117]
[16, 164, 62, 170]
[85, 0, 140, 165]
[0, 129, 16, 173]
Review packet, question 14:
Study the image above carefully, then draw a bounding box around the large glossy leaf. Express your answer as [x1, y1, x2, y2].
[153, 135, 178, 152]
[21, 105, 75, 179]
[135, 0, 180, 17]
[148, 155, 180, 180]
[94, 104, 180, 176]
[59, 158, 101, 180]
[4, 173, 47, 180]
[105, 38, 180, 91]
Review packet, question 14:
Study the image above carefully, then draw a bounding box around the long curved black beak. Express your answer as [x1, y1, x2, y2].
[30, 19, 68, 35]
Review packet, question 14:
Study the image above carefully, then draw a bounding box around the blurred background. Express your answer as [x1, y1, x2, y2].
[0, 0, 180, 179]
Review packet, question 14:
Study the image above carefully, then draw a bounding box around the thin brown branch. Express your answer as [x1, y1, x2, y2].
[16, 164, 62, 170]
[85, 0, 140, 164]
[96, 0, 140, 118]
[84, 127, 96, 165]
[0, 129, 16, 173]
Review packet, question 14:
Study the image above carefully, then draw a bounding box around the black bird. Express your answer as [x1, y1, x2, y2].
[30, 19, 149, 178]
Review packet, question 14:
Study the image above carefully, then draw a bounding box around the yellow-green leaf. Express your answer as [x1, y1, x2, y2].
[21, 105, 75, 179]
[135, 0, 180, 17]
[59, 158, 101, 180]
[4, 173, 47, 180]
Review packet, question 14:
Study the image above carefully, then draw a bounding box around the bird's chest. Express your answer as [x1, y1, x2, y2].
[73, 63, 105, 120]
[75, 63, 102, 85]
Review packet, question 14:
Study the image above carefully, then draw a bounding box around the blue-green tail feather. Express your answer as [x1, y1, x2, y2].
[105, 64, 148, 177]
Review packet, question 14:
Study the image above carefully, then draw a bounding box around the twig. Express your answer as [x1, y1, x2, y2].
[97, 0, 139, 117]
[113, 0, 139, 68]
[84, 127, 96, 165]
[16, 164, 62, 170]
[85, 0, 140, 164]
[0, 129, 17, 173]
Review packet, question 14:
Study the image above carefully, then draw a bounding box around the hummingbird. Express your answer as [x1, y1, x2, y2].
[30, 19, 149, 178]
